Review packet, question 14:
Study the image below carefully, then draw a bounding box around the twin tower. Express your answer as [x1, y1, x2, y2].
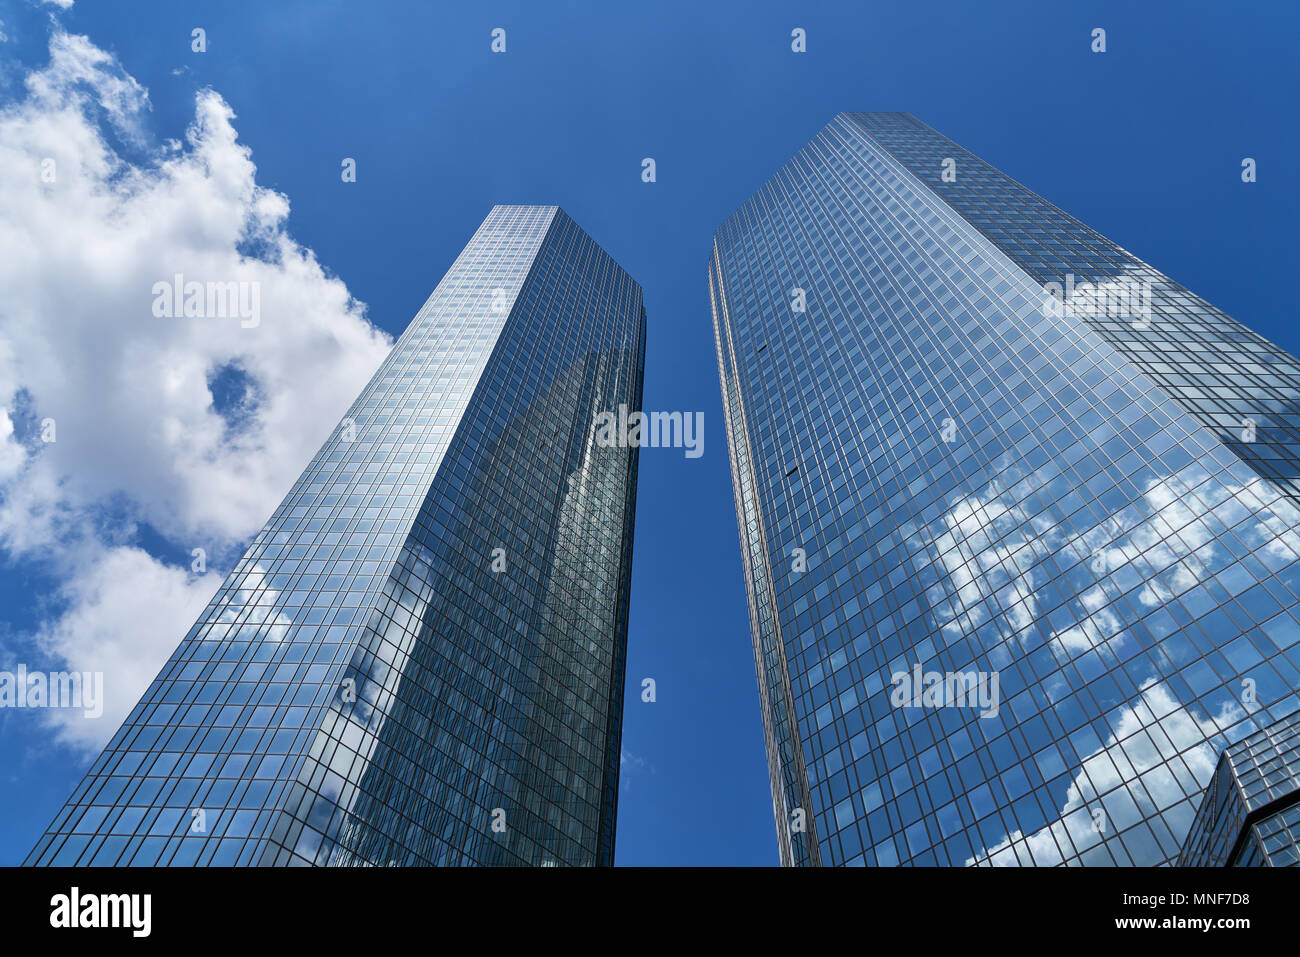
[28, 114, 1300, 867]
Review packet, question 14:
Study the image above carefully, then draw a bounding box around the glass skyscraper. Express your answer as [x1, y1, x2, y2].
[709, 112, 1300, 866]
[27, 205, 646, 867]
[1178, 707, 1300, 867]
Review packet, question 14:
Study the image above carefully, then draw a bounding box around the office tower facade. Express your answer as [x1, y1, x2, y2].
[709, 113, 1300, 866]
[1179, 707, 1300, 866]
[28, 205, 646, 867]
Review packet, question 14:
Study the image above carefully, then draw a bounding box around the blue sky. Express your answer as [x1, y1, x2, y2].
[0, 0, 1295, 866]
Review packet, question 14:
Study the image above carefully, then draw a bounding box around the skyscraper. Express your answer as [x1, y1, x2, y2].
[27, 205, 646, 867]
[1178, 707, 1300, 867]
[709, 113, 1300, 866]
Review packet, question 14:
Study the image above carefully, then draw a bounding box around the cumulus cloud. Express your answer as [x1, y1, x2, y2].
[924, 484, 1050, 640]
[967, 681, 1244, 866]
[911, 454, 1300, 864]
[0, 30, 392, 749]
[32, 546, 216, 750]
[0, 409, 23, 479]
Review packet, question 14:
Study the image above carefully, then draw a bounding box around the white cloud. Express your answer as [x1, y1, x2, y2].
[22, 31, 148, 137]
[0, 30, 392, 750]
[619, 749, 655, 790]
[33, 545, 216, 750]
[967, 681, 1244, 866]
[42, 0, 75, 10]
[0, 409, 23, 479]
[924, 484, 1051, 640]
[917, 458, 1300, 864]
